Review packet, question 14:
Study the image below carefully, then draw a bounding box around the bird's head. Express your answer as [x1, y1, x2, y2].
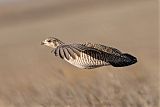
[41, 37, 64, 48]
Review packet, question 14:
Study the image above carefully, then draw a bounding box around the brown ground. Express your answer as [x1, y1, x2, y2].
[0, 0, 159, 107]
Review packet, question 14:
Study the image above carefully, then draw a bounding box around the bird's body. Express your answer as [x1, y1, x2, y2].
[41, 37, 137, 69]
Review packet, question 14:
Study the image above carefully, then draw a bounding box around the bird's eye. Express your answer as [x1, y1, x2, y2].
[48, 40, 51, 42]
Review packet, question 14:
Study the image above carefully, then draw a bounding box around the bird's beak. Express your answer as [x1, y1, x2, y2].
[41, 41, 45, 45]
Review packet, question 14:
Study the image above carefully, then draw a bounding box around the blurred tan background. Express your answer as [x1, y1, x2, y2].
[0, 0, 159, 107]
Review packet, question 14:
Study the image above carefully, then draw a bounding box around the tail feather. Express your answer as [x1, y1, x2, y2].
[109, 53, 137, 67]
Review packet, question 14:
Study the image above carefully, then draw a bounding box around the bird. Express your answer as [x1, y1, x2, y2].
[41, 37, 137, 69]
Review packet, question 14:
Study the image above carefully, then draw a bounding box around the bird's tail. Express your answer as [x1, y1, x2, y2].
[108, 53, 137, 67]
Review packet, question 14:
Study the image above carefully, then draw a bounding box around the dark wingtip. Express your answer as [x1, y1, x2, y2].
[123, 53, 137, 64]
[109, 53, 137, 67]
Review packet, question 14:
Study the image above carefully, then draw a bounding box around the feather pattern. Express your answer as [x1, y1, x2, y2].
[52, 42, 137, 69]
[63, 48, 70, 60]
[66, 47, 76, 59]
[59, 47, 65, 59]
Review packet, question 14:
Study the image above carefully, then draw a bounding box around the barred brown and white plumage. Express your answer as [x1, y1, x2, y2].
[41, 37, 137, 69]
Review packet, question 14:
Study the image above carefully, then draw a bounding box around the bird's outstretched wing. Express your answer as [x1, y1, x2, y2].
[53, 45, 81, 60]
[82, 43, 137, 67]
[70, 43, 137, 67]
[53, 43, 122, 60]
[52, 43, 137, 67]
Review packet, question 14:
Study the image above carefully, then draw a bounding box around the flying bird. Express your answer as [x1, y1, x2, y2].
[41, 37, 137, 69]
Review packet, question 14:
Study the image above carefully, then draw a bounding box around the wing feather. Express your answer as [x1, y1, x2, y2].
[54, 47, 59, 56]
[63, 48, 70, 60]
[59, 47, 65, 59]
[66, 47, 76, 59]
[69, 47, 81, 57]
[54, 45, 79, 60]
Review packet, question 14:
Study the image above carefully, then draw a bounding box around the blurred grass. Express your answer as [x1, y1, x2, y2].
[0, 0, 159, 107]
